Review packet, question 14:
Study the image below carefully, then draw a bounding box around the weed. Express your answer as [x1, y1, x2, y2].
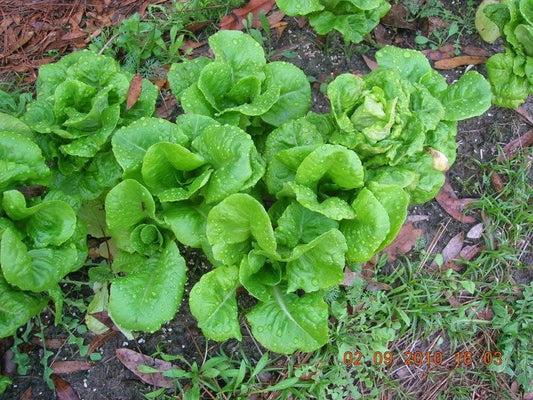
[403, 0, 477, 52]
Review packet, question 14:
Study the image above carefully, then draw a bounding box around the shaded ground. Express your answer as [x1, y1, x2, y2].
[1, 0, 532, 399]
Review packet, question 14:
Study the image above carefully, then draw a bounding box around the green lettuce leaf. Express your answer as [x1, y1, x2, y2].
[0, 274, 47, 338]
[239, 251, 282, 302]
[208, 30, 266, 80]
[2, 190, 76, 248]
[275, 202, 338, 249]
[206, 193, 276, 265]
[261, 62, 311, 127]
[0, 228, 79, 292]
[264, 117, 324, 162]
[285, 229, 347, 292]
[189, 265, 242, 341]
[340, 188, 390, 263]
[191, 125, 264, 204]
[0, 131, 50, 191]
[247, 287, 329, 354]
[108, 242, 186, 332]
[163, 201, 211, 248]
[367, 182, 409, 252]
[112, 117, 189, 177]
[439, 71, 492, 121]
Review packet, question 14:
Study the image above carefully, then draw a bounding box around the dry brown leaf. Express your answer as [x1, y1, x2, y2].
[441, 232, 464, 264]
[435, 180, 477, 223]
[443, 291, 461, 308]
[407, 214, 430, 222]
[466, 223, 484, 239]
[88, 330, 118, 356]
[1, 31, 34, 57]
[271, 21, 288, 40]
[183, 21, 209, 33]
[116, 348, 175, 388]
[422, 44, 455, 61]
[51, 361, 92, 374]
[126, 74, 143, 111]
[462, 46, 492, 57]
[381, 5, 416, 29]
[31, 337, 67, 350]
[297, 16, 308, 28]
[499, 128, 533, 160]
[490, 172, 505, 193]
[434, 55, 487, 69]
[515, 106, 533, 125]
[267, 10, 285, 26]
[362, 54, 378, 71]
[52, 374, 81, 400]
[220, 0, 276, 31]
[156, 96, 178, 120]
[383, 222, 423, 261]
[365, 280, 392, 291]
[459, 245, 483, 261]
[21, 387, 32, 400]
[373, 24, 393, 46]
[341, 268, 360, 286]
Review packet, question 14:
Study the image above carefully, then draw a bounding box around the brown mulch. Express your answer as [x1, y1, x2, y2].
[0, 0, 170, 83]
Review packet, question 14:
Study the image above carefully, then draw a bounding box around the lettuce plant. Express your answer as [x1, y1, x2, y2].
[478, 0, 533, 107]
[0, 117, 88, 337]
[168, 30, 311, 132]
[275, 0, 391, 44]
[189, 194, 347, 353]
[326, 46, 491, 203]
[22, 50, 158, 204]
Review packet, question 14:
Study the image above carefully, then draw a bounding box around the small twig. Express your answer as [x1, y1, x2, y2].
[98, 33, 119, 55]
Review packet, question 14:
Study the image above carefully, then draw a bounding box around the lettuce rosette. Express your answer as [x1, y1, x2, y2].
[275, 0, 391, 44]
[22, 50, 158, 203]
[327, 46, 492, 203]
[168, 30, 311, 132]
[478, 0, 533, 107]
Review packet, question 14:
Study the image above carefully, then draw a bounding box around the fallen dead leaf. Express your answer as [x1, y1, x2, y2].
[383, 222, 423, 261]
[51, 361, 92, 374]
[441, 232, 464, 264]
[21, 387, 32, 400]
[499, 128, 533, 160]
[31, 337, 67, 350]
[362, 54, 378, 71]
[220, 0, 276, 31]
[434, 55, 487, 70]
[443, 291, 461, 308]
[515, 106, 533, 126]
[116, 348, 175, 388]
[267, 10, 285, 26]
[466, 223, 484, 239]
[423, 44, 455, 61]
[52, 374, 81, 400]
[183, 21, 209, 33]
[365, 280, 392, 291]
[126, 74, 143, 111]
[373, 24, 393, 46]
[490, 171, 505, 193]
[156, 96, 178, 120]
[88, 330, 118, 356]
[341, 268, 360, 286]
[462, 46, 492, 57]
[407, 214, 430, 222]
[381, 5, 417, 30]
[475, 307, 494, 321]
[459, 245, 483, 261]
[435, 180, 477, 224]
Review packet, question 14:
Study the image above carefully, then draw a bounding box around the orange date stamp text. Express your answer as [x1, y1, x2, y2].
[343, 351, 503, 367]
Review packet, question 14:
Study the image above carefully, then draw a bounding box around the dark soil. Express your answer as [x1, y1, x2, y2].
[1, 1, 532, 399]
